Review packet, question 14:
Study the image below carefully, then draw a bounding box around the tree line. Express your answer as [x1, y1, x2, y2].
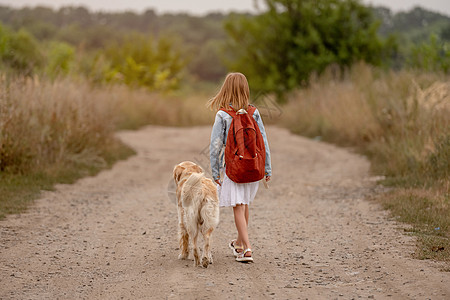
[0, 1, 449, 98]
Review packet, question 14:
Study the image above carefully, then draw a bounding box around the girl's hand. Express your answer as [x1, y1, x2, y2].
[265, 176, 271, 182]
[215, 179, 221, 186]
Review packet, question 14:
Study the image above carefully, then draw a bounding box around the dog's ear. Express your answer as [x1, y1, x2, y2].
[173, 164, 185, 183]
[192, 164, 204, 174]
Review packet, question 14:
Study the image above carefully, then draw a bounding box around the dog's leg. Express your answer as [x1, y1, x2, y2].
[201, 227, 214, 268]
[178, 224, 189, 260]
[191, 231, 200, 267]
[177, 207, 189, 260]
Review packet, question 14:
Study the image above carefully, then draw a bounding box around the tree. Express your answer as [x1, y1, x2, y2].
[225, 0, 392, 100]
[0, 24, 43, 75]
[97, 34, 187, 91]
[408, 34, 450, 73]
[45, 41, 75, 79]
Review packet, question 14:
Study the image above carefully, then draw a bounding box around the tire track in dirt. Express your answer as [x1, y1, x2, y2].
[1, 125, 449, 299]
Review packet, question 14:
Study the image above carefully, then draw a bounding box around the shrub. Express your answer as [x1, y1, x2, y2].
[97, 34, 187, 91]
[45, 41, 75, 79]
[408, 34, 450, 73]
[0, 24, 43, 75]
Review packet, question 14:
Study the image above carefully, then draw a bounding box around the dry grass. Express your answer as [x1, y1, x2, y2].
[1, 76, 116, 173]
[282, 63, 449, 185]
[0, 76, 134, 218]
[0, 75, 215, 219]
[112, 86, 214, 130]
[0, 76, 216, 172]
[280, 63, 449, 262]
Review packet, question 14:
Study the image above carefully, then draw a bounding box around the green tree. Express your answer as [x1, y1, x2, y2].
[225, 0, 392, 100]
[408, 34, 450, 73]
[98, 34, 186, 91]
[0, 24, 43, 74]
[45, 41, 75, 79]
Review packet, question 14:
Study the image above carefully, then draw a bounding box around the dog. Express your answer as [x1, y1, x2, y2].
[173, 161, 219, 267]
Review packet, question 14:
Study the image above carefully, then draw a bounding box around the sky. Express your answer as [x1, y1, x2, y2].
[1, 0, 449, 16]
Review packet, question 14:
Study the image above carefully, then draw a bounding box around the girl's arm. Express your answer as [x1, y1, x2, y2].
[210, 112, 225, 182]
[254, 109, 272, 177]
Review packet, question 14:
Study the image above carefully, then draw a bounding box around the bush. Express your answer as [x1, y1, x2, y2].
[45, 41, 75, 79]
[0, 24, 43, 74]
[96, 34, 187, 91]
[408, 34, 450, 73]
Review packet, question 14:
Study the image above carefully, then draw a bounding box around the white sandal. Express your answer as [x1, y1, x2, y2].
[229, 240, 243, 257]
[236, 248, 253, 263]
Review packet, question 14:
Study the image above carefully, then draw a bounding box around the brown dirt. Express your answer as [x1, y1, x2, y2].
[1, 126, 449, 299]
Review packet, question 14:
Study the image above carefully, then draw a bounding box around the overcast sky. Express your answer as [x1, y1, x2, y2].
[1, 0, 449, 16]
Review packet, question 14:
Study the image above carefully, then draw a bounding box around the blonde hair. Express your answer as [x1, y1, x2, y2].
[207, 72, 250, 111]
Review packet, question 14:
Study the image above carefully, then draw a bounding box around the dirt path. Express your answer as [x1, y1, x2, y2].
[1, 126, 449, 299]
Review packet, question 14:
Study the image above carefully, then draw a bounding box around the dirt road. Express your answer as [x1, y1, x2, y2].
[1, 126, 449, 299]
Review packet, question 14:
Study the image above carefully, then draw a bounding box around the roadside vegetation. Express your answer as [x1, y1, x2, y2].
[281, 64, 449, 262]
[0, 77, 134, 218]
[0, 76, 214, 219]
[0, 1, 449, 262]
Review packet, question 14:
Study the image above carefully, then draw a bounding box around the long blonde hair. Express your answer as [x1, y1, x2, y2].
[207, 72, 250, 111]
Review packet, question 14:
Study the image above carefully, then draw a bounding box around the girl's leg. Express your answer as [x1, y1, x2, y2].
[245, 204, 249, 226]
[236, 204, 249, 239]
[235, 204, 250, 246]
[233, 204, 251, 256]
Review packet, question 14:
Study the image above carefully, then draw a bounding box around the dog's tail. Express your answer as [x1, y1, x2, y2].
[181, 172, 203, 207]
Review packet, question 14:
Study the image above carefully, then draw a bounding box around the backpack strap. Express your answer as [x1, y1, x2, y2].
[219, 107, 237, 118]
[247, 104, 257, 116]
[220, 105, 257, 117]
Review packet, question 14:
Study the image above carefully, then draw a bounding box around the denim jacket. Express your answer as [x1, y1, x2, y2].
[209, 107, 272, 181]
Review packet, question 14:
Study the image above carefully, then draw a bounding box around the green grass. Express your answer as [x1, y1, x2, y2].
[0, 173, 53, 219]
[379, 189, 449, 262]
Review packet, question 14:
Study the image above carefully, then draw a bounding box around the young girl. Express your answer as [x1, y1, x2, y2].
[208, 72, 272, 263]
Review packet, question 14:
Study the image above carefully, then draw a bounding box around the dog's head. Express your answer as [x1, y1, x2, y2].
[173, 161, 204, 185]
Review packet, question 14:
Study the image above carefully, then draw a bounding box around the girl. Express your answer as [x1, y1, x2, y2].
[208, 72, 272, 263]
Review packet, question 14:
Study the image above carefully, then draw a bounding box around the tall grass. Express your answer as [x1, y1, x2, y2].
[0, 75, 214, 218]
[0, 76, 126, 218]
[1, 76, 116, 174]
[282, 63, 449, 187]
[281, 63, 450, 262]
[112, 85, 214, 130]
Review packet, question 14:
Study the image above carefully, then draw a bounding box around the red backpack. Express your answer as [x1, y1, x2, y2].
[220, 105, 266, 183]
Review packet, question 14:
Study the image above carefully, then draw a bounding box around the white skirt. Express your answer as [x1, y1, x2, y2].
[218, 170, 259, 207]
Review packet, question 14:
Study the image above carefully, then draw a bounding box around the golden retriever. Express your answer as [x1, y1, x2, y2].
[173, 161, 219, 267]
